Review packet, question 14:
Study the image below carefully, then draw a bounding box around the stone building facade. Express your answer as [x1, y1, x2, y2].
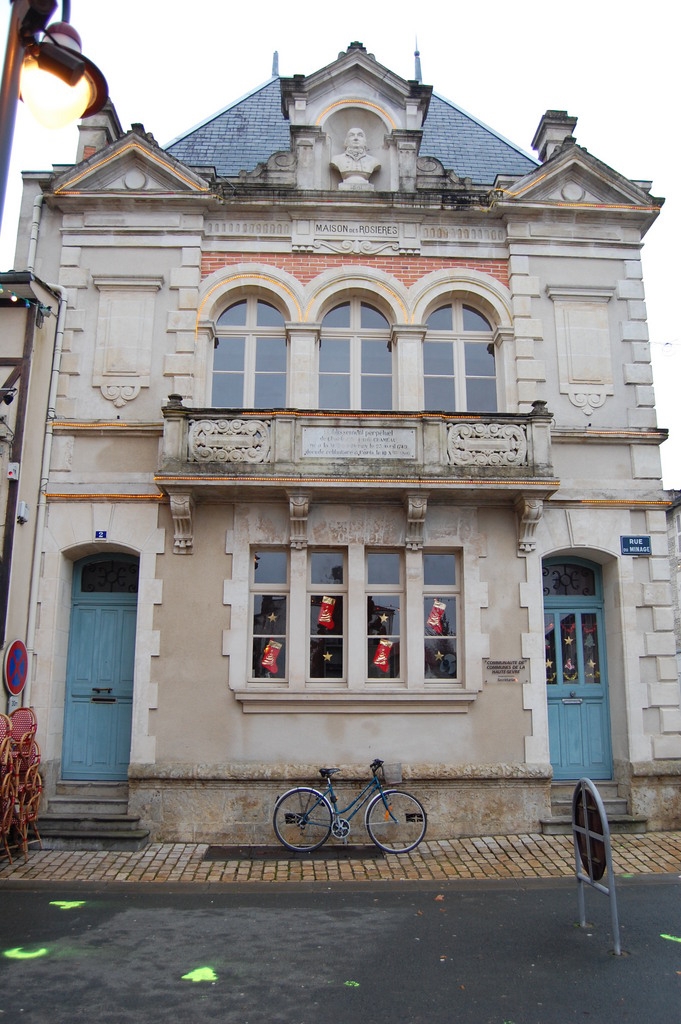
[3, 42, 679, 841]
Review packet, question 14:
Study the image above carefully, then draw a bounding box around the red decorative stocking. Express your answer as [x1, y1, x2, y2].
[372, 638, 392, 673]
[261, 640, 282, 673]
[426, 599, 446, 634]
[317, 596, 336, 630]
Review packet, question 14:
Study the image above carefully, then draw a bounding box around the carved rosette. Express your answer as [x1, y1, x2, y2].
[188, 418, 271, 463]
[447, 422, 528, 467]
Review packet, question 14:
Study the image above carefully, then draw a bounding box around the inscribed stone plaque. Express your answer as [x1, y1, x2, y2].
[302, 427, 416, 459]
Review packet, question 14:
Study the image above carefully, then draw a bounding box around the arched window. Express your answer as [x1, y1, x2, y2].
[423, 302, 496, 412]
[212, 298, 287, 408]
[319, 300, 392, 410]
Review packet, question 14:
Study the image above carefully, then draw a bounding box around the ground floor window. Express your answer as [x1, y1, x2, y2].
[249, 546, 460, 688]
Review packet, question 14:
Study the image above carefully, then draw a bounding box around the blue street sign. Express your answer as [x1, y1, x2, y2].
[620, 535, 652, 556]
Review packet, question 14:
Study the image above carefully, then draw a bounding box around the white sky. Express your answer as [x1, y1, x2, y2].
[1, 0, 677, 487]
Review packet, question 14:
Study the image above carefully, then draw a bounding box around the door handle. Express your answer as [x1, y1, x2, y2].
[562, 698, 583, 704]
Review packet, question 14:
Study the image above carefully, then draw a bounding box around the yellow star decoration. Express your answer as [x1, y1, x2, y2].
[323, 652, 333, 662]
[563, 636, 574, 646]
[435, 651, 445, 661]
[587, 659, 596, 669]
[546, 659, 554, 669]
[267, 612, 277, 623]
[379, 613, 389, 623]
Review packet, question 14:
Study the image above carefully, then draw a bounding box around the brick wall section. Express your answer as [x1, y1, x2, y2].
[201, 252, 509, 289]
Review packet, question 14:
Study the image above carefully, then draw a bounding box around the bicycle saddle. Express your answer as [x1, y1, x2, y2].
[319, 767, 340, 779]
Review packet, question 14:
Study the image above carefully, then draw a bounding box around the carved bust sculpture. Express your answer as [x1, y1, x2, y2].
[330, 127, 380, 190]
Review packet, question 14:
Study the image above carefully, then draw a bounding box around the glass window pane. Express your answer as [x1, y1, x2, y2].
[256, 301, 285, 327]
[252, 636, 286, 678]
[310, 552, 344, 585]
[213, 337, 244, 371]
[423, 595, 456, 636]
[367, 553, 400, 585]
[426, 306, 452, 330]
[322, 303, 350, 328]
[463, 306, 492, 331]
[362, 338, 391, 372]
[423, 341, 454, 374]
[255, 337, 286, 371]
[310, 637, 343, 679]
[424, 553, 456, 586]
[81, 559, 139, 593]
[424, 378, 455, 412]
[425, 638, 457, 679]
[212, 372, 244, 407]
[319, 338, 349, 372]
[542, 563, 596, 597]
[254, 373, 286, 408]
[217, 301, 247, 327]
[361, 375, 392, 410]
[360, 303, 389, 329]
[252, 594, 287, 633]
[309, 595, 343, 636]
[465, 341, 495, 376]
[253, 550, 287, 584]
[319, 375, 350, 409]
[466, 377, 497, 412]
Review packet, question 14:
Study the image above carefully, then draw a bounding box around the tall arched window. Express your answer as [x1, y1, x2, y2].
[319, 300, 392, 410]
[423, 301, 496, 412]
[212, 298, 287, 408]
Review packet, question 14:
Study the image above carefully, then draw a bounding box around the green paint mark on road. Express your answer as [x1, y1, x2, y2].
[344, 980, 360, 987]
[661, 933, 681, 943]
[182, 967, 218, 983]
[4, 947, 49, 960]
[50, 901, 86, 910]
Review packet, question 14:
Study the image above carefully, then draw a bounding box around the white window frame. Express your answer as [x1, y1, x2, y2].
[213, 297, 288, 409]
[318, 298, 393, 411]
[423, 300, 496, 413]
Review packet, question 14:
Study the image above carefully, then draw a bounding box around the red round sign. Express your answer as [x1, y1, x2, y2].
[4, 639, 28, 696]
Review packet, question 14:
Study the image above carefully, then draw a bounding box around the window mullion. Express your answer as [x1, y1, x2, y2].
[288, 548, 307, 689]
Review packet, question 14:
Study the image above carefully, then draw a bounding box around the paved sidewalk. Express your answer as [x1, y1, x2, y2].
[2, 831, 681, 885]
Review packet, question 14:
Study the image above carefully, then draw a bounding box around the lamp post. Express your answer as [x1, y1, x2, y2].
[0, 0, 107, 234]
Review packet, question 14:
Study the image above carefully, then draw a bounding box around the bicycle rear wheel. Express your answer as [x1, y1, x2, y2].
[273, 787, 333, 852]
[365, 789, 427, 853]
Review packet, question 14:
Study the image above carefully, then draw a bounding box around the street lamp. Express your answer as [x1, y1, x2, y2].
[0, 0, 108, 232]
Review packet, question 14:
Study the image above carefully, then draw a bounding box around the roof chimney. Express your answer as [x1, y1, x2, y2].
[532, 110, 578, 162]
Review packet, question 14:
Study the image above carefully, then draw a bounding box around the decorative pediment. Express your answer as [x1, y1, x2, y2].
[496, 144, 661, 213]
[51, 133, 212, 196]
[280, 42, 432, 132]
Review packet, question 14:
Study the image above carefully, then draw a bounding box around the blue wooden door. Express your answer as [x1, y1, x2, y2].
[544, 561, 612, 780]
[62, 556, 139, 781]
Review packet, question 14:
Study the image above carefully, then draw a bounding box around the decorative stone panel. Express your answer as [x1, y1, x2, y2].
[188, 418, 271, 463]
[447, 421, 528, 467]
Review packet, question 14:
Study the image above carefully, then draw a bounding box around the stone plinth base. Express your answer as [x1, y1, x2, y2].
[127, 762, 553, 844]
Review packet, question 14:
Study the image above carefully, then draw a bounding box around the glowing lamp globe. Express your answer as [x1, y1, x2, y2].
[20, 23, 108, 130]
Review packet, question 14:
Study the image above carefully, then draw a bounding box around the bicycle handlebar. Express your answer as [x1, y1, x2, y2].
[370, 758, 384, 775]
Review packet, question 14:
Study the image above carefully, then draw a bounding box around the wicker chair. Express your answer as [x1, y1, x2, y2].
[0, 770, 17, 863]
[13, 762, 43, 860]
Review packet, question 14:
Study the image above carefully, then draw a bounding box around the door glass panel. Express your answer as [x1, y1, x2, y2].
[81, 560, 139, 594]
[545, 613, 557, 684]
[581, 613, 601, 685]
[559, 613, 579, 682]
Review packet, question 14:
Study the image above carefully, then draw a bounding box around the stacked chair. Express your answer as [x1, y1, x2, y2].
[0, 708, 43, 864]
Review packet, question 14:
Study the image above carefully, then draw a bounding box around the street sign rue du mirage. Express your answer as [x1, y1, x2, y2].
[620, 535, 652, 555]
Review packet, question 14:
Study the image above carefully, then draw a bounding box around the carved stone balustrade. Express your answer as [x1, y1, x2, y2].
[156, 396, 557, 554]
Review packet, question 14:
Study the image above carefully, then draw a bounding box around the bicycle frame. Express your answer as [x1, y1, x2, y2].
[324, 773, 393, 823]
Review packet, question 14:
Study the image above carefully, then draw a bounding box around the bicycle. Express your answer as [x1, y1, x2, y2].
[272, 758, 427, 855]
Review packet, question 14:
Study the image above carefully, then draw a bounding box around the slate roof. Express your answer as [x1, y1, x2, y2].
[164, 77, 538, 185]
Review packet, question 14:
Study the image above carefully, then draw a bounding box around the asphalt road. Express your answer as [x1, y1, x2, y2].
[0, 875, 680, 1023]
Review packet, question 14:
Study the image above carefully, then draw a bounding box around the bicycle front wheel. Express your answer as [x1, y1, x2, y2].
[365, 789, 427, 854]
[273, 787, 333, 852]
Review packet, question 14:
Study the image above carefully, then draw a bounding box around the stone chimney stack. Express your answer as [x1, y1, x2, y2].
[532, 110, 578, 162]
[76, 101, 124, 163]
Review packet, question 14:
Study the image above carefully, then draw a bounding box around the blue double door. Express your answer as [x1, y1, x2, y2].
[544, 560, 612, 780]
[62, 556, 139, 781]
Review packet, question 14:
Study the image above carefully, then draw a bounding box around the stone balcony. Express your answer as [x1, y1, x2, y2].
[155, 396, 557, 554]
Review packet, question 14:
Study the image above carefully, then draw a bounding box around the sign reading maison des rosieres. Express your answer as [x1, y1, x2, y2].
[302, 426, 416, 459]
